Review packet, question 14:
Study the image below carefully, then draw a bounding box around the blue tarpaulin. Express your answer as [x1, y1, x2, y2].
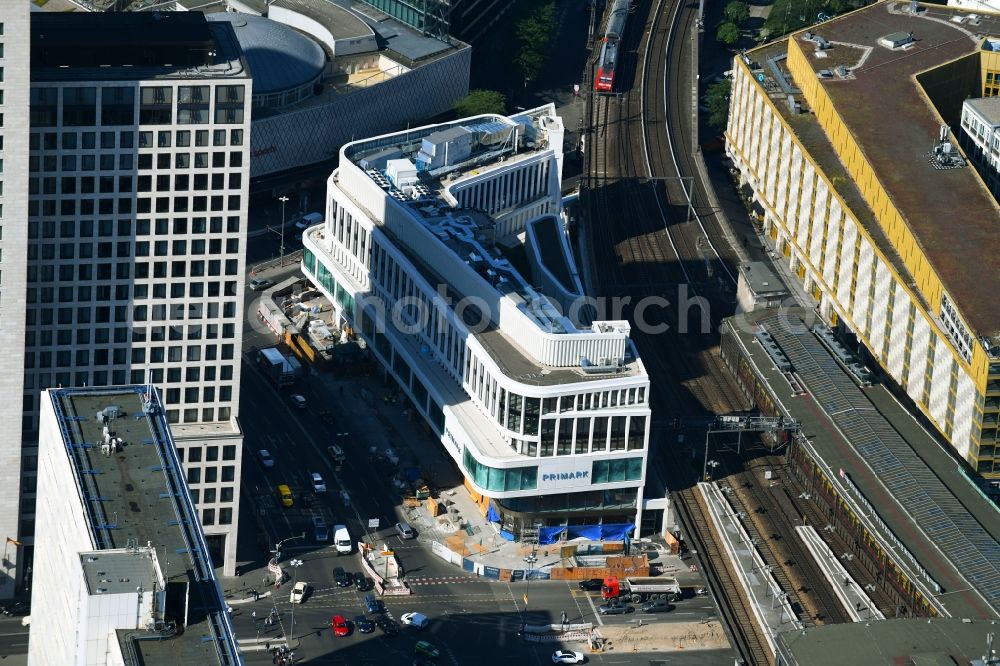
[538, 526, 566, 544]
[599, 523, 636, 541]
[499, 530, 515, 541]
[534, 523, 636, 544]
[565, 524, 602, 541]
[486, 503, 500, 523]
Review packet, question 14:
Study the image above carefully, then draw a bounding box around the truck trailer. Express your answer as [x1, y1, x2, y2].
[601, 576, 681, 603]
[257, 347, 301, 386]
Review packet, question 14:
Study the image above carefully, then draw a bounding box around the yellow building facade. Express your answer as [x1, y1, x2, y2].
[725, 3, 1000, 479]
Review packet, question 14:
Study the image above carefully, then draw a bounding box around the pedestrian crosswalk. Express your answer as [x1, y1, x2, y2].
[405, 576, 488, 586]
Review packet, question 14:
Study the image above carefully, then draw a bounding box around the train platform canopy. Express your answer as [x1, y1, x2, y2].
[722, 307, 1000, 620]
[775, 617, 999, 666]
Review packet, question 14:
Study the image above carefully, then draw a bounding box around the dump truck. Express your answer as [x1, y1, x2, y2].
[601, 576, 681, 603]
[257, 347, 301, 386]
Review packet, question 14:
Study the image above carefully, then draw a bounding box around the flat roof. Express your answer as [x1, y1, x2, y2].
[30, 12, 248, 81]
[739, 261, 786, 295]
[966, 95, 1000, 126]
[207, 13, 325, 94]
[50, 387, 237, 664]
[776, 617, 997, 665]
[336, 109, 648, 383]
[724, 308, 1000, 619]
[80, 551, 157, 596]
[749, 2, 1000, 339]
[343, 0, 454, 61]
[271, 0, 374, 41]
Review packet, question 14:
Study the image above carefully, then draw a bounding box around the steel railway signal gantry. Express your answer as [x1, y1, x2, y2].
[702, 415, 800, 481]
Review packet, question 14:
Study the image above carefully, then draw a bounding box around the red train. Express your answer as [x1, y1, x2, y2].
[594, 0, 631, 93]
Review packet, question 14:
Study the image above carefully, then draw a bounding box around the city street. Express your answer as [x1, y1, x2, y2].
[234, 265, 732, 663]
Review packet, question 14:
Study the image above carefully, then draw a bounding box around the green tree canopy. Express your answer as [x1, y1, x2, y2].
[724, 1, 750, 24]
[705, 79, 732, 132]
[716, 22, 741, 46]
[455, 89, 507, 117]
[515, 2, 557, 82]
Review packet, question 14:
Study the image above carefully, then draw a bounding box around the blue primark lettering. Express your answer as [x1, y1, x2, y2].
[541, 471, 589, 482]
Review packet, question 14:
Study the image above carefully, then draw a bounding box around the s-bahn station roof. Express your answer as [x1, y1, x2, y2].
[776, 618, 1000, 666]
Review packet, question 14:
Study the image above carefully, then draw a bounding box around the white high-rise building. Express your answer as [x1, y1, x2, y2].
[302, 106, 653, 539]
[0, 2, 31, 599]
[30, 386, 240, 666]
[16, 11, 252, 581]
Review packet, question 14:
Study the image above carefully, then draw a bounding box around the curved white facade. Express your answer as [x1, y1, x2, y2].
[302, 107, 652, 530]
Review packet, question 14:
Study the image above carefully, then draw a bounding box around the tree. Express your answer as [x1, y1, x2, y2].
[724, 1, 750, 24]
[515, 2, 557, 82]
[455, 90, 507, 117]
[705, 79, 732, 132]
[716, 22, 741, 46]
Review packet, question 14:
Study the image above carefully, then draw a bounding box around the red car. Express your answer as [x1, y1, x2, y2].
[331, 615, 349, 637]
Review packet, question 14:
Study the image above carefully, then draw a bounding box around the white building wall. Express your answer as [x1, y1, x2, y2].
[302, 113, 651, 509]
[886, 283, 910, 379]
[29, 393, 94, 666]
[907, 316, 932, 404]
[954, 372, 978, 459]
[0, 2, 30, 598]
[81, 591, 142, 666]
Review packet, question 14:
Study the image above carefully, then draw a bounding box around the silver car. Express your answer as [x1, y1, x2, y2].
[598, 602, 634, 615]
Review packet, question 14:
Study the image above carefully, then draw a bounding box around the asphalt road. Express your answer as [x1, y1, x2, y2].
[0, 615, 29, 662]
[233, 326, 731, 665]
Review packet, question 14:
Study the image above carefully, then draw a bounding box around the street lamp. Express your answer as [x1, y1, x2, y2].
[278, 195, 289, 267]
[288, 558, 303, 648]
[272, 532, 306, 564]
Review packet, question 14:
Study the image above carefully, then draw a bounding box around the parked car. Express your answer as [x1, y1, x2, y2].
[354, 572, 373, 591]
[248, 277, 273, 291]
[364, 592, 384, 614]
[354, 615, 374, 634]
[401, 612, 428, 628]
[641, 599, 674, 613]
[290, 394, 307, 409]
[395, 521, 416, 540]
[289, 581, 308, 604]
[598, 603, 634, 615]
[310, 472, 327, 493]
[552, 650, 586, 664]
[312, 515, 329, 542]
[257, 449, 275, 468]
[414, 640, 439, 658]
[577, 579, 603, 592]
[374, 614, 398, 636]
[331, 615, 349, 637]
[333, 567, 352, 588]
[294, 212, 323, 230]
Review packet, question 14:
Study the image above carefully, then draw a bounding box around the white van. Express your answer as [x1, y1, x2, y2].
[334, 525, 352, 555]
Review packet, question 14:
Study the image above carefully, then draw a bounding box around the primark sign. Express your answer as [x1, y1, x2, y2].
[542, 471, 589, 483]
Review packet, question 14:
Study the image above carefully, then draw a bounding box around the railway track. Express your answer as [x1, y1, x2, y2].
[722, 465, 850, 626]
[680, 485, 773, 665]
[582, 0, 809, 662]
